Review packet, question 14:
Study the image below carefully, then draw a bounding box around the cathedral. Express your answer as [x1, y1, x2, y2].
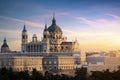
[22, 15, 79, 53]
[1, 15, 120, 74]
[0, 15, 80, 74]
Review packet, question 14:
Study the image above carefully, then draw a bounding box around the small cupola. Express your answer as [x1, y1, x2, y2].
[1, 38, 10, 53]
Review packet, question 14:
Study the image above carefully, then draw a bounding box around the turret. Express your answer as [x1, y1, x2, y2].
[21, 24, 28, 52]
[1, 38, 10, 53]
[32, 34, 37, 42]
[42, 24, 50, 53]
[43, 24, 49, 39]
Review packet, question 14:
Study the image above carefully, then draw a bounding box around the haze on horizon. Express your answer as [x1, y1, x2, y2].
[0, 0, 120, 51]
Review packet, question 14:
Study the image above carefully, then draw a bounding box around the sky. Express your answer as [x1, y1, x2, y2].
[0, 0, 120, 51]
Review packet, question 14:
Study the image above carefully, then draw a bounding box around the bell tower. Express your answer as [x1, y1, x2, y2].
[42, 24, 50, 53]
[21, 24, 28, 52]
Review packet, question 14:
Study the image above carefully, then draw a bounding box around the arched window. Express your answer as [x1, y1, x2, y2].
[22, 35, 25, 39]
[50, 35, 52, 38]
[44, 35, 46, 38]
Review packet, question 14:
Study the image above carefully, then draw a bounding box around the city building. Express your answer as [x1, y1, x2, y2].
[0, 15, 120, 74]
[22, 15, 79, 53]
[0, 15, 81, 74]
[0, 55, 43, 72]
[43, 54, 75, 74]
[86, 53, 120, 74]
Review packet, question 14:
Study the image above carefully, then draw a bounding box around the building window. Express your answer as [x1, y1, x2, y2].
[49, 67, 51, 70]
[44, 35, 46, 38]
[54, 67, 57, 69]
[54, 61, 57, 64]
[22, 35, 25, 39]
[49, 61, 51, 64]
[44, 61, 46, 64]
[3, 60, 6, 66]
[8, 61, 12, 66]
[26, 35, 28, 39]
[44, 67, 46, 69]
[50, 35, 52, 38]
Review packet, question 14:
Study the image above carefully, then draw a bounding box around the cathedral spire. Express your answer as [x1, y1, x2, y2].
[52, 12, 56, 25]
[4, 37, 7, 44]
[21, 23, 28, 52]
[22, 24, 27, 32]
[44, 24, 48, 31]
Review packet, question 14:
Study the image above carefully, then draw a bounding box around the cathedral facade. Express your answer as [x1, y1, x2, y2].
[22, 16, 79, 53]
[0, 15, 80, 74]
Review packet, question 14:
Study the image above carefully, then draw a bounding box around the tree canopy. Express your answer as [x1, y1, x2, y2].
[0, 67, 120, 80]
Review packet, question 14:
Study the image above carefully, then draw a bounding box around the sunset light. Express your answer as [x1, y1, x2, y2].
[0, 0, 120, 51]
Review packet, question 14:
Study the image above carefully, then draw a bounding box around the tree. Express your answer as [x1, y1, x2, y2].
[44, 71, 54, 80]
[0, 67, 8, 80]
[75, 67, 87, 80]
[15, 70, 30, 80]
[31, 68, 43, 80]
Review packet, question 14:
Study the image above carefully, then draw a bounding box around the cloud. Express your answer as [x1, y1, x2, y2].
[76, 14, 120, 32]
[0, 16, 23, 23]
[63, 13, 119, 37]
[0, 29, 21, 44]
[0, 29, 20, 34]
[76, 17, 95, 27]
[63, 29, 117, 38]
[63, 14, 120, 51]
[0, 16, 44, 28]
[106, 14, 120, 19]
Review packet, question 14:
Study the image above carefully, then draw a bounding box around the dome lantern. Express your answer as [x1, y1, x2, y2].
[47, 14, 62, 34]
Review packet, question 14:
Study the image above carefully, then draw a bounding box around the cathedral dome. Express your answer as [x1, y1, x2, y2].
[47, 16, 62, 33]
[48, 24, 62, 33]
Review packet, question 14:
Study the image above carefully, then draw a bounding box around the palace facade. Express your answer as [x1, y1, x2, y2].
[0, 15, 80, 74]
